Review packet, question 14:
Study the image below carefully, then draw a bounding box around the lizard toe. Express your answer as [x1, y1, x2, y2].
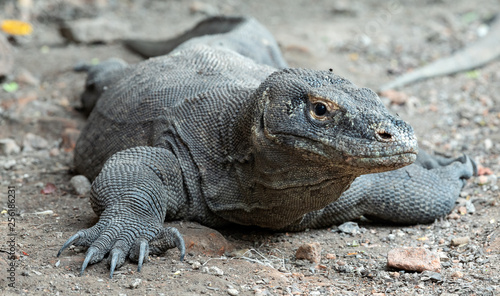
[108, 246, 127, 278]
[149, 227, 185, 261]
[129, 238, 149, 272]
[129, 227, 185, 273]
[80, 246, 105, 276]
[58, 223, 105, 257]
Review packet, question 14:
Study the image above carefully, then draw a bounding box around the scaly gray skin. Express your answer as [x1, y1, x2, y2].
[58, 16, 475, 278]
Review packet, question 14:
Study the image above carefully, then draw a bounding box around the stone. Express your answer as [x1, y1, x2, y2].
[189, 2, 219, 16]
[167, 221, 232, 256]
[22, 133, 49, 152]
[338, 221, 363, 234]
[451, 236, 470, 246]
[70, 175, 91, 195]
[295, 242, 321, 263]
[202, 266, 224, 276]
[0, 138, 20, 155]
[2, 159, 16, 170]
[129, 278, 142, 289]
[387, 247, 441, 272]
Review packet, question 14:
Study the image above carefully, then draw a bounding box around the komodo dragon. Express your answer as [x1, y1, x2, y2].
[58, 16, 476, 278]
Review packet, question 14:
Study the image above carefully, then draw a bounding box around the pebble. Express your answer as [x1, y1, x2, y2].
[295, 242, 321, 263]
[191, 261, 201, 269]
[338, 221, 363, 235]
[0, 138, 20, 155]
[70, 175, 91, 195]
[451, 236, 470, 246]
[202, 266, 224, 276]
[387, 247, 441, 272]
[227, 288, 239, 295]
[129, 278, 142, 289]
[189, 2, 219, 16]
[22, 133, 49, 152]
[420, 270, 442, 282]
[2, 159, 16, 170]
[451, 270, 464, 278]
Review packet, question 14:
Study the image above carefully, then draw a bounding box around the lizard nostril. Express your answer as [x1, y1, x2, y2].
[377, 131, 393, 141]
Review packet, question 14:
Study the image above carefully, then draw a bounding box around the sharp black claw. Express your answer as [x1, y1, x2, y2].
[57, 233, 81, 257]
[137, 241, 147, 272]
[175, 232, 186, 262]
[109, 251, 118, 279]
[80, 247, 96, 276]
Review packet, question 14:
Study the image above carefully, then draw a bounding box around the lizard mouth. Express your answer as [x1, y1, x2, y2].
[345, 151, 418, 172]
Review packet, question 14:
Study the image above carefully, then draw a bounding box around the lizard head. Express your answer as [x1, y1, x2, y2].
[254, 68, 418, 174]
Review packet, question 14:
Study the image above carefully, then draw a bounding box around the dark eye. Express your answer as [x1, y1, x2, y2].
[314, 103, 327, 116]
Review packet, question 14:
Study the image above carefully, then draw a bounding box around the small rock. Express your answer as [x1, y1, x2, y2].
[464, 201, 475, 214]
[477, 175, 489, 185]
[387, 247, 441, 272]
[41, 183, 57, 194]
[420, 270, 442, 282]
[451, 236, 470, 246]
[23, 133, 49, 152]
[295, 242, 321, 263]
[338, 221, 363, 235]
[189, 2, 219, 16]
[0, 138, 21, 155]
[227, 288, 239, 295]
[484, 138, 493, 150]
[2, 159, 16, 170]
[129, 278, 142, 289]
[191, 261, 201, 269]
[447, 212, 461, 220]
[33, 210, 54, 215]
[202, 266, 224, 276]
[325, 253, 336, 260]
[451, 270, 464, 278]
[70, 175, 91, 195]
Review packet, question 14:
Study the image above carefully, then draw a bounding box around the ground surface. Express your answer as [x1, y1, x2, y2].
[0, 0, 499, 295]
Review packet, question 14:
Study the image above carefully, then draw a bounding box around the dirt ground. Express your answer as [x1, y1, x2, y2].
[1, 0, 500, 295]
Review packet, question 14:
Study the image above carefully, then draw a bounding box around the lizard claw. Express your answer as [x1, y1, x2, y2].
[57, 232, 81, 257]
[108, 248, 126, 279]
[137, 240, 148, 272]
[80, 247, 97, 276]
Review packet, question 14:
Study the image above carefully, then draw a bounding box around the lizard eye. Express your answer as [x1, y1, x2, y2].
[313, 103, 327, 117]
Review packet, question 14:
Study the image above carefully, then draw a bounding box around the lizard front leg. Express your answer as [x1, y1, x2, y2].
[290, 152, 476, 230]
[58, 146, 186, 278]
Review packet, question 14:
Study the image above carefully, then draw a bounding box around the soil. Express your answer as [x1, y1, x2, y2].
[1, 0, 499, 295]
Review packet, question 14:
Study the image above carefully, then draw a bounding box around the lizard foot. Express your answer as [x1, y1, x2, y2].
[57, 216, 185, 278]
